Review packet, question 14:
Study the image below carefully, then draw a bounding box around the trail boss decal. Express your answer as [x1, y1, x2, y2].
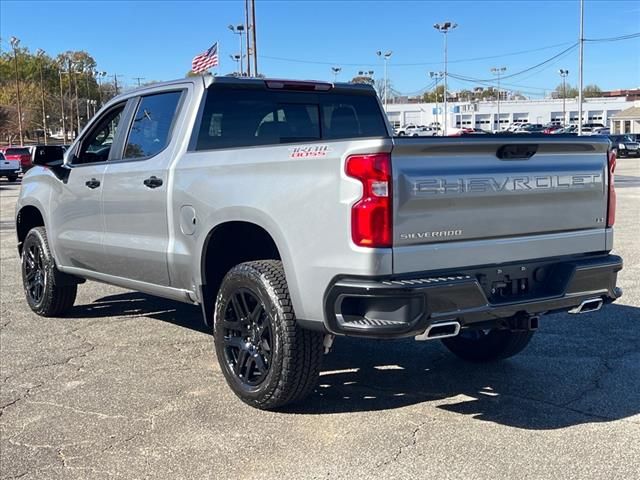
[289, 145, 332, 159]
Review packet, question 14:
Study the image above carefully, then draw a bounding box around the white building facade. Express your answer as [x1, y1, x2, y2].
[384, 96, 635, 132]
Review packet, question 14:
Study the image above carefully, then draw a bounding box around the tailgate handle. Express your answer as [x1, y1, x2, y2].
[497, 144, 538, 160]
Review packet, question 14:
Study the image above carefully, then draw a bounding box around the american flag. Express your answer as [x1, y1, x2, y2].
[192, 42, 219, 73]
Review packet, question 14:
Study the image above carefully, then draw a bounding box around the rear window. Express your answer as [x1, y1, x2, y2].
[35, 146, 65, 162]
[6, 148, 30, 155]
[195, 85, 387, 150]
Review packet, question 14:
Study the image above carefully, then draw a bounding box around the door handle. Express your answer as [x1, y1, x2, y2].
[85, 178, 101, 189]
[143, 176, 163, 189]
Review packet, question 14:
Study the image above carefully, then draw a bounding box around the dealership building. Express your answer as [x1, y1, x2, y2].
[384, 95, 638, 133]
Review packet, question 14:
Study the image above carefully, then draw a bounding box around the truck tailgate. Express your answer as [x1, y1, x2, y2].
[392, 136, 611, 273]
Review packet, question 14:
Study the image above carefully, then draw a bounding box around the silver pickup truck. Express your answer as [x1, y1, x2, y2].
[16, 76, 622, 409]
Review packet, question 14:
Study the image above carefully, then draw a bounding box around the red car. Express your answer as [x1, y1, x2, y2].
[2, 146, 32, 172]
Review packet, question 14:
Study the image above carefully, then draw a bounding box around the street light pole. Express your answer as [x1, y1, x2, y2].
[229, 54, 241, 75]
[10, 37, 24, 146]
[228, 24, 246, 76]
[559, 69, 569, 125]
[58, 64, 67, 143]
[70, 62, 81, 133]
[84, 68, 93, 122]
[331, 66, 341, 83]
[376, 51, 392, 111]
[434, 22, 457, 136]
[430, 71, 444, 135]
[491, 66, 506, 132]
[36, 49, 49, 145]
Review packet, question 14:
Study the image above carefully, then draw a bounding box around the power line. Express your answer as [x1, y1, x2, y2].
[259, 41, 579, 68]
[585, 32, 640, 42]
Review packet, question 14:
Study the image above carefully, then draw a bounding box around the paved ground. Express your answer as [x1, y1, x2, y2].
[1, 159, 639, 480]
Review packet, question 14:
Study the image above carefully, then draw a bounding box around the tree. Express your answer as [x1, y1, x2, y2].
[350, 75, 374, 86]
[554, 83, 579, 98]
[422, 85, 445, 103]
[583, 84, 602, 98]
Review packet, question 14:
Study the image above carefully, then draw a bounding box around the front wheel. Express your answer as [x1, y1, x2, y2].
[21, 227, 77, 316]
[213, 260, 324, 410]
[441, 327, 535, 363]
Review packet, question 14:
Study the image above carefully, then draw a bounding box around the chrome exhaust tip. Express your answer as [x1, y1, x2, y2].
[568, 298, 604, 315]
[415, 321, 461, 341]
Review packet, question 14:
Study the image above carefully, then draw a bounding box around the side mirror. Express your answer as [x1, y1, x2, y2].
[33, 146, 65, 167]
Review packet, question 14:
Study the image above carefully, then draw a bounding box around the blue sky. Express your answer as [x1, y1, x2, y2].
[1, 0, 638, 97]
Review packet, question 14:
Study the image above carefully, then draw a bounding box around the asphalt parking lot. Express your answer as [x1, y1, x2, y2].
[1, 159, 639, 480]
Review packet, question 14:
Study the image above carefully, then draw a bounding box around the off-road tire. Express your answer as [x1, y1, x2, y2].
[441, 327, 535, 363]
[213, 260, 324, 410]
[21, 227, 77, 316]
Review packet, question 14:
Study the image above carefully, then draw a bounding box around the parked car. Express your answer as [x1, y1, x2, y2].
[543, 125, 564, 134]
[16, 76, 623, 409]
[30, 145, 66, 170]
[516, 124, 545, 133]
[0, 151, 21, 182]
[396, 125, 435, 136]
[609, 134, 639, 157]
[592, 127, 611, 136]
[552, 125, 578, 135]
[3, 146, 31, 172]
[506, 122, 528, 132]
[395, 124, 419, 136]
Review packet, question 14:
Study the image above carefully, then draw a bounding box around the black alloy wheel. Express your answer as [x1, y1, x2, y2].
[221, 288, 273, 387]
[23, 242, 46, 305]
[21, 227, 77, 316]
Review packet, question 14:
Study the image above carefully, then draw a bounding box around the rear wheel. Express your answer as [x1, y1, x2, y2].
[213, 260, 324, 410]
[441, 326, 534, 363]
[8, 175, 18, 182]
[21, 227, 77, 316]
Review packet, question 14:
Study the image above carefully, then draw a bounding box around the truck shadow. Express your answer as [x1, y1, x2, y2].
[70, 293, 639, 429]
[67, 291, 210, 334]
[289, 303, 640, 429]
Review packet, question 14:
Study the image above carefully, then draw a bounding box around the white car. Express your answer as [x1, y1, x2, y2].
[402, 126, 439, 137]
[0, 152, 21, 182]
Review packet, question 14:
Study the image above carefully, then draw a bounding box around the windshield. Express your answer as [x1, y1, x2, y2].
[5, 148, 30, 155]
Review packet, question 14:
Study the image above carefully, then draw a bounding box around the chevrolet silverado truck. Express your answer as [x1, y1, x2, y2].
[16, 76, 622, 409]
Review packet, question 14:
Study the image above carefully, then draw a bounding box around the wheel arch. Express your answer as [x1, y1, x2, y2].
[198, 219, 295, 326]
[16, 204, 46, 256]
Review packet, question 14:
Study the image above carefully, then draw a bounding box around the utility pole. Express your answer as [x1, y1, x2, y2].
[10, 37, 24, 146]
[578, 0, 584, 135]
[429, 71, 444, 135]
[245, 0, 251, 76]
[132, 76, 145, 87]
[559, 69, 569, 125]
[434, 21, 458, 136]
[251, 0, 258, 75]
[58, 64, 67, 143]
[331, 66, 341, 83]
[491, 66, 506, 132]
[376, 51, 393, 111]
[36, 49, 48, 145]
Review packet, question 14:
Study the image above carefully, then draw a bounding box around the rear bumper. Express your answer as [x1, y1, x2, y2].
[323, 254, 623, 338]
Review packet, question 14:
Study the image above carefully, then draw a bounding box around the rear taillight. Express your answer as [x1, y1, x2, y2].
[345, 153, 392, 248]
[607, 149, 616, 227]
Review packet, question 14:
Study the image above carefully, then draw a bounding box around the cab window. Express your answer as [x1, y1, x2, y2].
[74, 104, 125, 164]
